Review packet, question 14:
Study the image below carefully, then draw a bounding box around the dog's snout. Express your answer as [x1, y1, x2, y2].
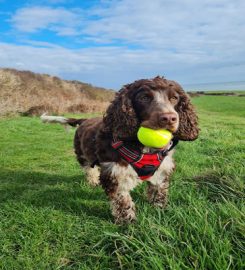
[159, 113, 177, 125]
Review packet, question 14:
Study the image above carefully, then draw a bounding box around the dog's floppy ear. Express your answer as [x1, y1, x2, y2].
[103, 86, 139, 140]
[174, 90, 199, 141]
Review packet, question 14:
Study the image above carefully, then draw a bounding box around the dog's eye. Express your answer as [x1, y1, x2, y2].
[139, 94, 151, 102]
[170, 96, 178, 103]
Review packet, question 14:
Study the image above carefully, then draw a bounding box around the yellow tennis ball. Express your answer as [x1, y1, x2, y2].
[137, 127, 172, 148]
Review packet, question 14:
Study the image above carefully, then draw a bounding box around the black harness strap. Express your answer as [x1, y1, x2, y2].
[91, 159, 100, 168]
[168, 138, 179, 151]
[90, 139, 179, 176]
[111, 139, 179, 180]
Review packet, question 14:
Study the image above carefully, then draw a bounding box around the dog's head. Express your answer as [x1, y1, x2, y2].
[103, 76, 199, 141]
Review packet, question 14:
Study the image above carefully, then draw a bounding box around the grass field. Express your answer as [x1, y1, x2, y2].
[0, 96, 244, 270]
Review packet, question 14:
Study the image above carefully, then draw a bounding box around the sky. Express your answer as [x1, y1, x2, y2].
[0, 0, 245, 90]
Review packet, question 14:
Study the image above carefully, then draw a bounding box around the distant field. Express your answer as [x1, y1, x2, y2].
[0, 96, 244, 269]
[192, 95, 245, 117]
[203, 90, 245, 95]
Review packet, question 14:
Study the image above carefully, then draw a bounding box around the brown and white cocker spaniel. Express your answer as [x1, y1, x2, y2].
[42, 76, 199, 223]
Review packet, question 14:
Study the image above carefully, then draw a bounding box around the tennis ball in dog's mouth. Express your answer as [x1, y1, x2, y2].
[137, 127, 172, 148]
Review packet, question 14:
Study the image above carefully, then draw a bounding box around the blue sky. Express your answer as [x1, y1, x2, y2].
[0, 0, 245, 89]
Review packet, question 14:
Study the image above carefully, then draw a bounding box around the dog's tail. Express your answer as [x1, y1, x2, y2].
[40, 113, 86, 127]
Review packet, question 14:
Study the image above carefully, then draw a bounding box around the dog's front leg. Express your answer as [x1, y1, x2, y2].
[100, 163, 140, 224]
[147, 178, 170, 208]
[111, 191, 136, 224]
[147, 154, 175, 208]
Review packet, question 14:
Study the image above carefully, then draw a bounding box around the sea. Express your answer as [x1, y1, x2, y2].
[183, 81, 245, 91]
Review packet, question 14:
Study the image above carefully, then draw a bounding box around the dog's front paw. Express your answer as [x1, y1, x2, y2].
[151, 199, 168, 209]
[114, 207, 136, 224]
[147, 184, 168, 208]
[111, 195, 136, 224]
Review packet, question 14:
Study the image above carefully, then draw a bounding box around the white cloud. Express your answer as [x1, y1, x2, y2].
[2, 41, 162, 86]
[1, 41, 245, 89]
[84, 0, 245, 57]
[3, 0, 245, 88]
[10, 6, 82, 34]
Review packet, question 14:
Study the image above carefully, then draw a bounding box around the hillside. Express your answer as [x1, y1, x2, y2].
[0, 68, 115, 115]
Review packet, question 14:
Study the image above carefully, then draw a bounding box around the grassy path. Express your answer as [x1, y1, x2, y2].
[0, 96, 244, 269]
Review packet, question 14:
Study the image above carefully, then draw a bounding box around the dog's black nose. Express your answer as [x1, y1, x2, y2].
[159, 113, 177, 124]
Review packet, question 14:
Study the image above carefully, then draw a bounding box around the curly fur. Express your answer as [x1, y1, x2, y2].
[103, 87, 140, 140]
[173, 84, 199, 140]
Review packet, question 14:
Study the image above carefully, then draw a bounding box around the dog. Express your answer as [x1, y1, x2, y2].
[41, 76, 199, 223]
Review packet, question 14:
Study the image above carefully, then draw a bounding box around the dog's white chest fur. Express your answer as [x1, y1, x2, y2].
[103, 151, 174, 194]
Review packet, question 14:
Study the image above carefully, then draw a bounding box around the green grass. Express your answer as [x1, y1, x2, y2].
[192, 95, 245, 117]
[0, 96, 244, 270]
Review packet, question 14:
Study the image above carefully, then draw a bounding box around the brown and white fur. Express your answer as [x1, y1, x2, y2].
[41, 76, 199, 223]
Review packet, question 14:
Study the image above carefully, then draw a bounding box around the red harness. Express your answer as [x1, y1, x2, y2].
[112, 140, 175, 180]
